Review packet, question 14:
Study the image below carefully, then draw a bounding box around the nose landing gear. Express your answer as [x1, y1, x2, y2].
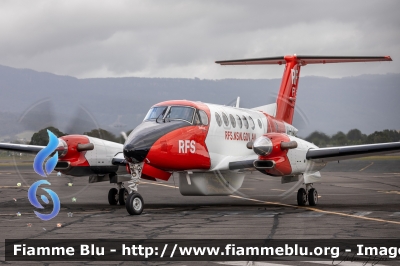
[125, 162, 144, 215]
[297, 184, 318, 206]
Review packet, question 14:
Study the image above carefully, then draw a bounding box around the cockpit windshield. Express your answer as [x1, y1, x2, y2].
[144, 106, 195, 123]
[165, 106, 194, 123]
[144, 106, 168, 121]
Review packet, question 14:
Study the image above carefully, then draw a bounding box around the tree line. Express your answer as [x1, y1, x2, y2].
[27, 126, 400, 147]
[305, 129, 400, 147]
[29, 127, 129, 145]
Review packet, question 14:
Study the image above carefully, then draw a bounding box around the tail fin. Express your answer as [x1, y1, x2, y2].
[216, 55, 392, 124]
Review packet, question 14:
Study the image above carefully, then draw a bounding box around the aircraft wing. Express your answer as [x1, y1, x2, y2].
[306, 142, 400, 162]
[0, 143, 45, 154]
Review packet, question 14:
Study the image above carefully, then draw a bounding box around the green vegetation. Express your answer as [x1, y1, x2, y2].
[305, 129, 400, 147]
[27, 126, 129, 145]
[22, 126, 400, 149]
[30, 126, 66, 145]
[84, 128, 125, 143]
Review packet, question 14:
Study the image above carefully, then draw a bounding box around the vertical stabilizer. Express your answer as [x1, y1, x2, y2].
[275, 55, 300, 124]
[216, 55, 392, 124]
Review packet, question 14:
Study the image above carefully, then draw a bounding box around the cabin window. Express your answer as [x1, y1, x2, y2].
[215, 112, 222, 127]
[229, 114, 236, 128]
[236, 115, 242, 128]
[242, 116, 249, 129]
[199, 110, 209, 125]
[249, 116, 255, 130]
[222, 112, 229, 127]
[258, 119, 262, 129]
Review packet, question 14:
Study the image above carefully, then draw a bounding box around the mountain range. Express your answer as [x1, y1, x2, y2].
[0, 64, 399, 141]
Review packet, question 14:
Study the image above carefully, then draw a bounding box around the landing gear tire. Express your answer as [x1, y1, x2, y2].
[126, 192, 144, 215]
[118, 188, 128, 205]
[108, 188, 118, 205]
[297, 188, 307, 206]
[308, 188, 318, 206]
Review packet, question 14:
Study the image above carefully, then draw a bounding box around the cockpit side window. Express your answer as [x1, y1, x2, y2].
[193, 112, 201, 125]
[144, 106, 168, 121]
[198, 110, 209, 125]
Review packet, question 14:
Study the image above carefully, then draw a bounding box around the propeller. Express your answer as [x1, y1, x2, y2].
[13, 98, 102, 190]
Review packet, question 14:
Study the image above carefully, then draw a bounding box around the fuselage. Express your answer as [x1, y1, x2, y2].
[122, 100, 314, 178]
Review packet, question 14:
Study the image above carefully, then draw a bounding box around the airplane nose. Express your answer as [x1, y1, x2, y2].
[123, 120, 191, 164]
[123, 143, 149, 163]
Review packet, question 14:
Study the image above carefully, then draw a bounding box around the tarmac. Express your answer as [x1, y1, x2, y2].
[1, 156, 400, 265]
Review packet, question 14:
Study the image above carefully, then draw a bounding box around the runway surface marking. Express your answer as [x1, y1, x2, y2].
[139, 180, 400, 225]
[353, 211, 372, 217]
[359, 162, 374, 172]
[0, 211, 112, 216]
[141, 181, 177, 189]
[0, 186, 30, 188]
[229, 195, 400, 226]
[378, 190, 400, 195]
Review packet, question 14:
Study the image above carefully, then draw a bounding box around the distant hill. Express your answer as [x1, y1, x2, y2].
[0, 64, 399, 139]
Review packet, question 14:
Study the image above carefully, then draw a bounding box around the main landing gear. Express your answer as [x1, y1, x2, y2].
[108, 182, 129, 205]
[297, 183, 318, 206]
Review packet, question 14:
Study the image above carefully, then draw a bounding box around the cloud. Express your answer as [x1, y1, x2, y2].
[0, 0, 398, 79]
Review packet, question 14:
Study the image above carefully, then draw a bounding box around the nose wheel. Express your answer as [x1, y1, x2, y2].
[297, 184, 318, 206]
[126, 192, 144, 215]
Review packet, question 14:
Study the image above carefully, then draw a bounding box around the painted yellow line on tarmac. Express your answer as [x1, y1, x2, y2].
[383, 173, 400, 175]
[271, 189, 286, 192]
[378, 190, 400, 195]
[229, 195, 400, 225]
[141, 180, 400, 225]
[359, 162, 374, 171]
[141, 181, 176, 189]
[0, 186, 30, 188]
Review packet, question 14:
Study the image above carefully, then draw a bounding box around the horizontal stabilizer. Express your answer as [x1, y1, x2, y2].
[216, 55, 392, 65]
[307, 142, 400, 162]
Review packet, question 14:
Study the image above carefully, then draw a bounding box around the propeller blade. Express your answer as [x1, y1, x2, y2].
[19, 98, 56, 132]
[65, 105, 100, 136]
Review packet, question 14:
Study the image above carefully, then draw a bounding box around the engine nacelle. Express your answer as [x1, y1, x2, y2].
[252, 133, 325, 177]
[252, 133, 293, 176]
[55, 135, 123, 176]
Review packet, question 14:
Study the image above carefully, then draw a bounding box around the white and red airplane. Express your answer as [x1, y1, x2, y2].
[1, 55, 399, 215]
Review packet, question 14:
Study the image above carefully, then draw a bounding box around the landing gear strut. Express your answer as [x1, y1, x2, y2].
[297, 183, 318, 206]
[125, 163, 144, 215]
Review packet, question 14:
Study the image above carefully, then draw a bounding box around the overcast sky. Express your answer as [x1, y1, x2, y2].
[0, 0, 399, 79]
